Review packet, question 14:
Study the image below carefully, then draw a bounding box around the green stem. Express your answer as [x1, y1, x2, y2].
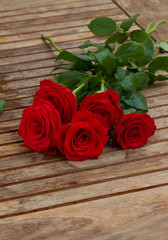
[145, 22, 153, 32]
[73, 83, 85, 95]
[41, 35, 62, 53]
[154, 48, 160, 56]
[100, 78, 105, 91]
[147, 20, 167, 34]
[114, 42, 118, 53]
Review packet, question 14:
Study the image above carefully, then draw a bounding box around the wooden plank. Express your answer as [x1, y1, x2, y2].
[0, 154, 168, 201]
[115, 0, 168, 41]
[1, 87, 39, 101]
[0, 9, 125, 31]
[0, 119, 20, 134]
[0, 142, 32, 157]
[0, 0, 111, 18]
[0, 152, 63, 171]
[1, 66, 57, 81]
[0, 140, 168, 186]
[0, 32, 93, 51]
[0, 0, 87, 11]
[0, 3, 117, 25]
[0, 169, 168, 218]
[0, 36, 108, 65]
[0, 185, 168, 239]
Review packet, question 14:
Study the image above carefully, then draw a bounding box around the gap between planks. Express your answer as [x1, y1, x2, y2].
[0, 140, 167, 186]
[0, 2, 117, 25]
[0, 154, 168, 202]
[0, 185, 168, 240]
[0, 0, 112, 18]
[0, 0, 105, 12]
[0, 8, 124, 32]
[0, 180, 168, 219]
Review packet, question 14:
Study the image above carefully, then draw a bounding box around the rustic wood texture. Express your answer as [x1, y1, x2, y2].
[115, 0, 168, 41]
[0, 0, 168, 239]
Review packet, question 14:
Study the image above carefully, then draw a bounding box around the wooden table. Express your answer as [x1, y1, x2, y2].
[0, 0, 168, 239]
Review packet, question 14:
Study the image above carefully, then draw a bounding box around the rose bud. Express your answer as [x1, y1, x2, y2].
[55, 110, 109, 161]
[79, 89, 123, 130]
[35, 79, 77, 124]
[18, 97, 61, 155]
[113, 113, 156, 149]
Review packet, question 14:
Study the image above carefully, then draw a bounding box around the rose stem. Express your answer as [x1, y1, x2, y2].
[41, 35, 62, 53]
[114, 42, 118, 53]
[100, 74, 105, 92]
[73, 83, 85, 95]
[145, 22, 153, 32]
[147, 20, 167, 34]
[154, 48, 160, 56]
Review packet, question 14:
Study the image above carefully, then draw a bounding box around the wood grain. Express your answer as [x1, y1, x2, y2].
[0, 140, 168, 186]
[0, 185, 168, 239]
[0, 154, 168, 201]
[115, 0, 168, 40]
[0, 0, 168, 238]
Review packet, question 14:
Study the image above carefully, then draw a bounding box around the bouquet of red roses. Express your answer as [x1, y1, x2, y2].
[18, 79, 156, 161]
[18, 14, 168, 161]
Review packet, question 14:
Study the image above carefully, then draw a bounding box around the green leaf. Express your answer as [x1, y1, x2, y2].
[51, 64, 76, 73]
[79, 40, 102, 49]
[120, 72, 149, 91]
[89, 75, 101, 89]
[56, 50, 76, 62]
[160, 41, 168, 52]
[114, 86, 124, 96]
[130, 30, 154, 66]
[147, 72, 168, 84]
[115, 42, 145, 65]
[74, 54, 93, 62]
[51, 60, 93, 73]
[122, 90, 148, 111]
[105, 32, 128, 44]
[88, 17, 116, 36]
[94, 48, 117, 75]
[57, 71, 89, 90]
[114, 68, 125, 81]
[135, 72, 149, 90]
[120, 14, 140, 31]
[56, 50, 93, 62]
[130, 30, 150, 42]
[0, 100, 5, 113]
[120, 73, 140, 91]
[139, 39, 154, 66]
[148, 56, 168, 73]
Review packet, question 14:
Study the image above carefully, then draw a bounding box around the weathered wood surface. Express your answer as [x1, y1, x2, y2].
[0, 0, 168, 239]
[116, 0, 168, 41]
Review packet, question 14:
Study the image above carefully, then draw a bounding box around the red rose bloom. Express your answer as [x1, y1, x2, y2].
[35, 79, 77, 124]
[79, 89, 123, 130]
[18, 97, 61, 154]
[55, 110, 109, 161]
[114, 113, 156, 149]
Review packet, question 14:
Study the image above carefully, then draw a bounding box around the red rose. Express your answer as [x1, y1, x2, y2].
[114, 113, 156, 149]
[79, 89, 123, 130]
[35, 79, 77, 124]
[18, 97, 61, 154]
[55, 110, 109, 161]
